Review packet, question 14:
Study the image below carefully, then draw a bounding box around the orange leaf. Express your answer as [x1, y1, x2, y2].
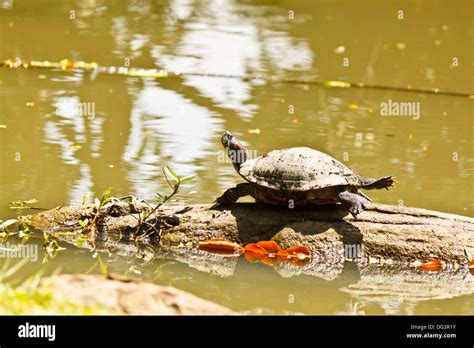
[244, 251, 267, 263]
[469, 260, 474, 275]
[277, 245, 311, 260]
[198, 239, 244, 254]
[244, 243, 268, 255]
[418, 259, 442, 272]
[256, 241, 280, 254]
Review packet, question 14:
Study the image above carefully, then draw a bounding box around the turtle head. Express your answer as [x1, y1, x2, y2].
[221, 131, 248, 170]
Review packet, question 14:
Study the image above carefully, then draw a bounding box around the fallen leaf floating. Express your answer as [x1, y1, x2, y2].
[198, 239, 312, 267]
[418, 259, 442, 272]
[245, 240, 286, 255]
[277, 245, 312, 261]
[245, 241, 282, 255]
[244, 241, 282, 265]
[255, 241, 280, 254]
[244, 251, 267, 263]
[198, 238, 244, 255]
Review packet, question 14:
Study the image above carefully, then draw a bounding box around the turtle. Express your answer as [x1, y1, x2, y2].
[216, 131, 394, 217]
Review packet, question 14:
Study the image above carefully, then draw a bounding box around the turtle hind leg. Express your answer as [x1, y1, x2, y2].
[337, 191, 371, 218]
[216, 183, 251, 204]
[361, 176, 394, 190]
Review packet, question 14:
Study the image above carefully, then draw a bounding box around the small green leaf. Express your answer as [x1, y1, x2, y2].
[20, 222, 31, 234]
[103, 188, 112, 196]
[82, 194, 89, 205]
[164, 166, 179, 183]
[76, 238, 84, 248]
[180, 175, 195, 183]
[79, 219, 89, 227]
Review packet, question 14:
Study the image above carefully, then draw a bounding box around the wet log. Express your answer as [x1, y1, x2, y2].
[21, 200, 474, 267]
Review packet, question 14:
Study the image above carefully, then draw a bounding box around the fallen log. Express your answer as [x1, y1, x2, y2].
[21, 200, 474, 267]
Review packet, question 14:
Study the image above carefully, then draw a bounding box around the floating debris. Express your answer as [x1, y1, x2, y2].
[66, 144, 82, 149]
[417, 259, 443, 272]
[9, 199, 39, 210]
[247, 128, 261, 135]
[324, 80, 351, 88]
[395, 42, 406, 50]
[2, 58, 471, 98]
[334, 45, 345, 54]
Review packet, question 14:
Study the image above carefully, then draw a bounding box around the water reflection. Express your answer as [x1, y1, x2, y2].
[154, 0, 313, 117]
[124, 80, 221, 196]
[0, 0, 472, 315]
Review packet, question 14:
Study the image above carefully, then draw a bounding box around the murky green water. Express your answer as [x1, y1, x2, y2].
[0, 0, 473, 314]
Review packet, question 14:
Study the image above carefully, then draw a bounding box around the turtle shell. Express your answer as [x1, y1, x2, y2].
[239, 147, 361, 191]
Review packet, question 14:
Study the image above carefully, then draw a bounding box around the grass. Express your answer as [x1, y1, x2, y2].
[0, 260, 113, 315]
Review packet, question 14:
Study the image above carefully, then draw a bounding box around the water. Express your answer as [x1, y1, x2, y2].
[0, 0, 472, 315]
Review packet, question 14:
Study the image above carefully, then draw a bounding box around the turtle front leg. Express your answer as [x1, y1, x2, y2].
[216, 183, 251, 204]
[361, 176, 394, 190]
[337, 191, 371, 218]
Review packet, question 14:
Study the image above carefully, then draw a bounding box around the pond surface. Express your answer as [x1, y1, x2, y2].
[0, 0, 473, 314]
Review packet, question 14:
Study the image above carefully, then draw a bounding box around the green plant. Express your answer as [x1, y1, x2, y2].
[134, 166, 194, 241]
